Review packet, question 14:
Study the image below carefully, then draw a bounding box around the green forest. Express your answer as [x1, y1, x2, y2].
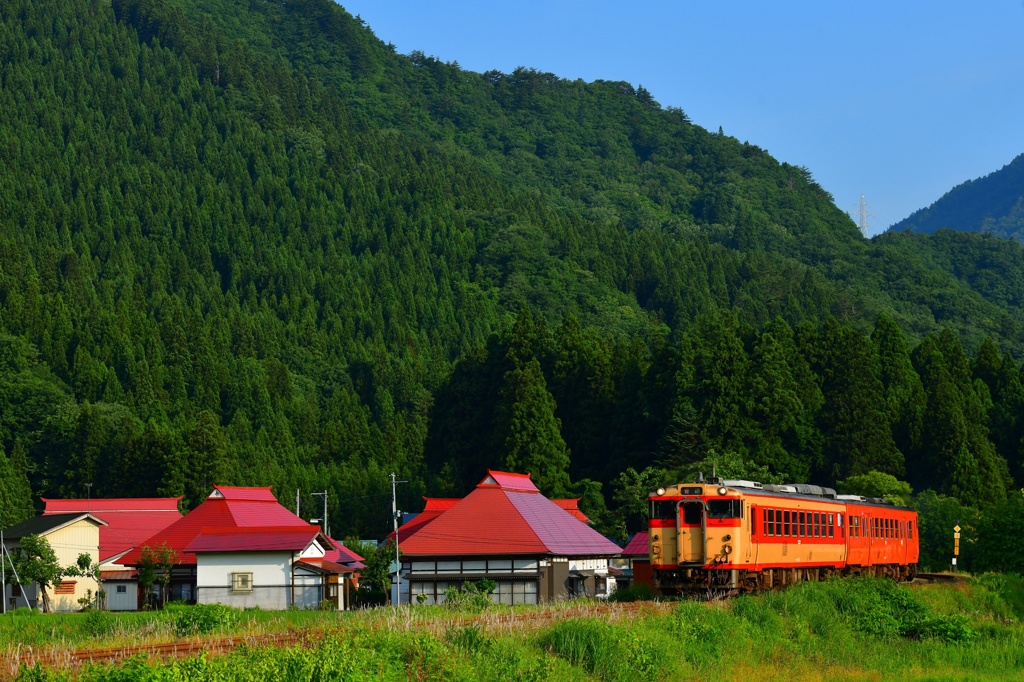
[890, 152, 1024, 242]
[1, 0, 1024, 570]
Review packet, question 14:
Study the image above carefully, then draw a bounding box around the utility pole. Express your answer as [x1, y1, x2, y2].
[295, 489, 300, 518]
[311, 491, 328, 537]
[85, 483, 93, 514]
[390, 472, 407, 605]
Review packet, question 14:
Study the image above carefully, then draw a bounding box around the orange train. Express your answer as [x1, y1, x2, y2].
[648, 477, 919, 594]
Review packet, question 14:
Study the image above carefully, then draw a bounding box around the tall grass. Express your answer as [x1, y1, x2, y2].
[7, 576, 1024, 681]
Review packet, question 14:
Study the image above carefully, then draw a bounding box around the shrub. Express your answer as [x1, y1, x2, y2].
[172, 604, 237, 637]
[443, 580, 496, 611]
[608, 583, 657, 602]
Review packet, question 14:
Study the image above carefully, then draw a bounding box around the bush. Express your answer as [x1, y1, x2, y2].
[172, 604, 237, 637]
[83, 610, 115, 638]
[608, 583, 657, 602]
[443, 580, 496, 611]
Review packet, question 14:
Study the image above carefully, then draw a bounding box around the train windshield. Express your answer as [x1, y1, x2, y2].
[706, 499, 741, 519]
[651, 500, 677, 519]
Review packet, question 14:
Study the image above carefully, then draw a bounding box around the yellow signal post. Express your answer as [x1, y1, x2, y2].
[953, 524, 961, 574]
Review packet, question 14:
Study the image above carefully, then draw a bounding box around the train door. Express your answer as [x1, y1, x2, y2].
[677, 499, 706, 565]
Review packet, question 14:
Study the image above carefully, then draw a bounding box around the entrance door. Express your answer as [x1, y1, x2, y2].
[678, 501, 706, 564]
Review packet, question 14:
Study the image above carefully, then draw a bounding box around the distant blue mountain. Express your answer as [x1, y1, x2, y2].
[888, 153, 1024, 241]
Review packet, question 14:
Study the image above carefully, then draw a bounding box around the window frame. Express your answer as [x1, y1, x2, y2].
[231, 572, 254, 594]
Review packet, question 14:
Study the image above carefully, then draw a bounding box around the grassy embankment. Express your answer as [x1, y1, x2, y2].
[6, 575, 1024, 681]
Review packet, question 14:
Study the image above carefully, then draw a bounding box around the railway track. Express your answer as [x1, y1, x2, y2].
[3, 601, 674, 675]
[914, 572, 967, 584]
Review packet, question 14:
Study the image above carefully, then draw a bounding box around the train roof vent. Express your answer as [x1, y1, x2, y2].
[821, 487, 837, 499]
[722, 479, 763, 489]
[869, 497, 894, 505]
[836, 494, 867, 501]
[763, 484, 797, 493]
[791, 484, 827, 496]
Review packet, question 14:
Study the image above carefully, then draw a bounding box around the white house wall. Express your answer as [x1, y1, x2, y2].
[195, 552, 324, 610]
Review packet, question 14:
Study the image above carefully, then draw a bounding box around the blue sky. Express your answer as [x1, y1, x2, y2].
[339, 1, 1024, 236]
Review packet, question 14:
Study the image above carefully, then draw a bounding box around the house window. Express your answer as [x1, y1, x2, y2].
[116, 585, 127, 594]
[54, 581, 77, 595]
[231, 572, 253, 593]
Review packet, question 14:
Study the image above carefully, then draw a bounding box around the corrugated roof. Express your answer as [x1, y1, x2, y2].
[550, 498, 590, 523]
[423, 498, 460, 511]
[209, 486, 277, 502]
[43, 498, 183, 562]
[480, 470, 538, 491]
[186, 526, 320, 553]
[99, 570, 137, 581]
[399, 471, 620, 558]
[3, 513, 106, 539]
[622, 532, 649, 557]
[325, 538, 364, 564]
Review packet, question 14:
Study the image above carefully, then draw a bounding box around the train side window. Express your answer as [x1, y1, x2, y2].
[814, 513, 821, 537]
[828, 513, 834, 538]
[839, 513, 845, 538]
[908, 520, 914, 540]
[798, 511, 805, 537]
[765, 509, 773, 537]
[784, 510, 791, 536]
[775, 509, 782, 536]
[810, 512, 817, 537]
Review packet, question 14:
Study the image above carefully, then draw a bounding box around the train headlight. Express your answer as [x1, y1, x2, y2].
[656, 487, 665, 496]
[718, 486, 728, 496]
[722, 544, 733, 555]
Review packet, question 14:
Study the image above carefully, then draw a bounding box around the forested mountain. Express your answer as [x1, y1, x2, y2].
[2, 0, 1024, 546]
[889, 153, 1024, 241]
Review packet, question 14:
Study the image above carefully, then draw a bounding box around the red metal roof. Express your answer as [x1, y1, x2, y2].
[550, 498, 590, 523]
[325, 538, 364, 566]
[423, 498, 460, 511]
[480, 470, 538, 491]
[119, 486, 314, 566]
[43, 498, 183, 563]
[209, 486, 277, 502]
[99, 570, 137, 581]
[622, 532, 649, 557]
[399, 471, 621, 558]
[186, 526, 320, 553]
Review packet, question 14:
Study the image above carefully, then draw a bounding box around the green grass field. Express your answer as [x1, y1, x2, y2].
[5, 575, 1024, 681]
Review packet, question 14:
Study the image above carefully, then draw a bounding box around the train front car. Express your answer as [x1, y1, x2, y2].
[649, 479, 750, 595]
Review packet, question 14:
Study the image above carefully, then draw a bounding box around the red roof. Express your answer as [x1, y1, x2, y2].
[398, 471, 621, 558]
[42, 498, 183, 563]
[120, 486, 314, 566]
[384, 498, 457, 543]
[622, 532, 650, 557]
[99, 570, 137, 581]
[186, 526, 320, 553]
[325, 538, 365, 568]
[550, 498, 589, 523]
[480, 470, 537, 491]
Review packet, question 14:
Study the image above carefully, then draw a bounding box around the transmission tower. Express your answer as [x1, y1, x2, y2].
[855, 193, 872, 237]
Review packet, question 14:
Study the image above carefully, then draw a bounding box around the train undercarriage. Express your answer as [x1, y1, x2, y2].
[654, 563, 918, 597]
